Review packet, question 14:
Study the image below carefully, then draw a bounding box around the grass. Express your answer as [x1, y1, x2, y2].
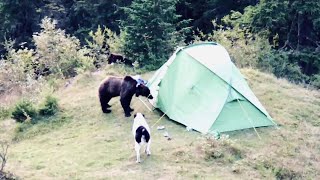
[0, 106, 11, 121]
[0, 66, 319, 179]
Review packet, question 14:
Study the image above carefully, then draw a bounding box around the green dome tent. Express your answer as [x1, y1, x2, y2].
[147, 42, 276, 134]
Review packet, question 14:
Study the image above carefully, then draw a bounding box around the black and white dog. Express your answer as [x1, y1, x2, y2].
[132, 113, 151, 163]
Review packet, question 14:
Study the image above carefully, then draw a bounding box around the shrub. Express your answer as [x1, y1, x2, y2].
[0, 107, 11, 121]
[259, 50, 309, 84]
[33, 17, 94, 78]
[11, 100, 37, 123]
[85, 26, 111, 68]
[274, 167, 301, 180]
[12, 96, 64, 140]
[122, 0, 189, 70]
[253, 158, 302, 180]
[193, 21, 272, 69]
[0, 39, 38, 95]
[310, 74, 320, 89]
[193, 21, 318, 87]
[106, 28, 126, 54]
[38, 95, 59, 116]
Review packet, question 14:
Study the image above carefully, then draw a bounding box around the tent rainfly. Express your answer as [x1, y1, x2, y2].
[147, 42, 276, 134]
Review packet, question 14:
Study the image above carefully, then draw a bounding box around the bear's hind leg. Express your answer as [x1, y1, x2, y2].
[100, 95, 112, 113]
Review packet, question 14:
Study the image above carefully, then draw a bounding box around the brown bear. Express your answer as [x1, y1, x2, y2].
[108, 53, 133, 67]
[98, 76, 153, 117]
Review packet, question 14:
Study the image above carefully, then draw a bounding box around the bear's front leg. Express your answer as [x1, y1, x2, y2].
[120, 97, 132, 117]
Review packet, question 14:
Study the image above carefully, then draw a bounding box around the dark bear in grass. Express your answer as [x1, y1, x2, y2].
[99, 76, 153, 117]
[108, 53, 133, 67]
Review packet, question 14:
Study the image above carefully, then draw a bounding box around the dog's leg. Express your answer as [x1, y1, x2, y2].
[135, 142, 141, 163]
[145, 139, 151, 156]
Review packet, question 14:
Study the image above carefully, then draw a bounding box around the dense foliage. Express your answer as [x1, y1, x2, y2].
[0, 0, 319, 88]
[11, 99, 37, 123]
[11, 95, 60, 123]
[122, 0, 189, 69]
[222, 0, 320, 85]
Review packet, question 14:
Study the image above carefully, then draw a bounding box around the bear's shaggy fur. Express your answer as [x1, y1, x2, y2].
[98, 76, 153, 117]
[108, 53, 133, 67]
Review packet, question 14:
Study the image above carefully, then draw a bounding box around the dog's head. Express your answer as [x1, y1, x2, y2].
[134, 112, 145, 119]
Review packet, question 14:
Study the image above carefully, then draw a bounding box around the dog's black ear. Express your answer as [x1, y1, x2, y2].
[142, 114, 145, 117]
[134, 114, 137, 118]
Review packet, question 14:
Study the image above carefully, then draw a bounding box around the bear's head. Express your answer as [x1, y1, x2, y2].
[136, 84, 153, 99]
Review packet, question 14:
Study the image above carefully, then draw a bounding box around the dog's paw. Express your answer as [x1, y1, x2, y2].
[146, 151, 151, 156]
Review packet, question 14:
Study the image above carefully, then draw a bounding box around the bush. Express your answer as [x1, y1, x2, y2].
[33, 17, 94, 78]
[122, 0, 188, 70]
[310, 74, 320, 89]
[194, 22, 319, 88]
[274, 167, 301, 180]
[86, 26, 108, 68]
[11, 100, 37, 123]
[11, 95, 59, 123]
[193, 21, 272, 69]
[259, 50, 309, 84]
[0, 39, 39, 95]
[253, 158, 302, 180]
[38, 95, 59, 116]
[0, 107, 11, 120]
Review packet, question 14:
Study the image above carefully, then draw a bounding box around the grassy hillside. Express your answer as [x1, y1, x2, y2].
[0, 67, 319, 179]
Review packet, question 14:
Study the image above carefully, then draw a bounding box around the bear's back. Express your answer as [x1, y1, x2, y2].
[99, 76, 123, 97]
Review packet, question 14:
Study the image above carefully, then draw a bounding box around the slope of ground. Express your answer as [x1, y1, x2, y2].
[0, 67, 319, 179]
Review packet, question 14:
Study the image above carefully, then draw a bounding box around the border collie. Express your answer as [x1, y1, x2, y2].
[132, 113, 151, 163]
